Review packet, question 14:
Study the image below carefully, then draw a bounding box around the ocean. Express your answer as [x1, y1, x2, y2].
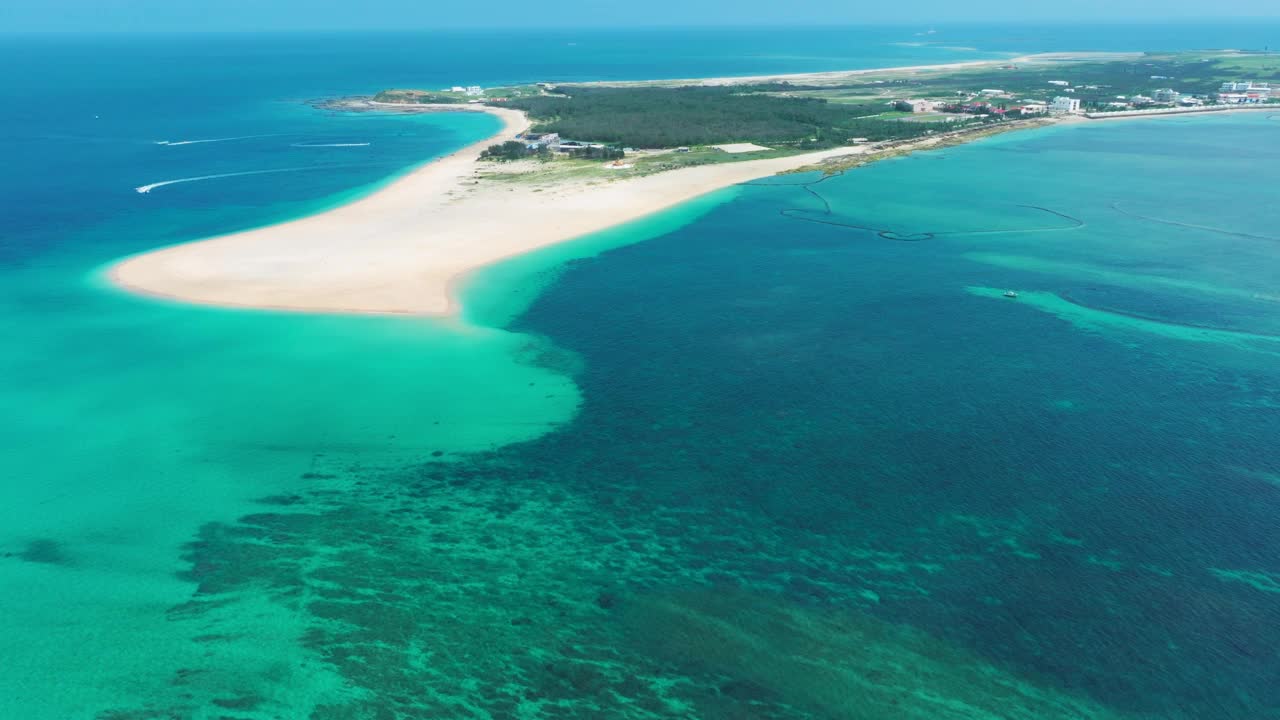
[1, 25, 1278, 719]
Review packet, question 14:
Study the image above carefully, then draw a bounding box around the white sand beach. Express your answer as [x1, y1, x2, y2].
[111, 105, 870, 316]
[581, 53, 1142, 88]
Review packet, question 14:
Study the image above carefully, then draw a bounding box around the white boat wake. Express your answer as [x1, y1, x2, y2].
[291, 142, 372, 148]
[154, 134, 281, 146]
[135, 167, 307, 194]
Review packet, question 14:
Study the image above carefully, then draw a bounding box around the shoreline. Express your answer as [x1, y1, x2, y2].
[579, 52, 1142, 87]
[110, 103, 875, 317]
[110, 105, 530, 317]
[108, 55, 1270, 318]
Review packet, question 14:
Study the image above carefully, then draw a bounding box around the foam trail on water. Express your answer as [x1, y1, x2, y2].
[155, 134, 281, 146]
[135, 167, 307, 194]
[292, 142, 372, 148]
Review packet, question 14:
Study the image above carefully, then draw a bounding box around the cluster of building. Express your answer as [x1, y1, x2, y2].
[1099, 81, 1270, 109]
[893, 73, 1275, 122]
[900, 97, 1070, 117]
[443, 85, 485, 96]
[1218, 81, 1271, 104]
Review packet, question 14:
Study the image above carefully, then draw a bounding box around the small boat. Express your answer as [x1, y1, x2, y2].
[1003, 290, 1018, 298]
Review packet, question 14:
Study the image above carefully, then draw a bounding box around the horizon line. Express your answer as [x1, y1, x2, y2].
[3, 17, 1280, 35]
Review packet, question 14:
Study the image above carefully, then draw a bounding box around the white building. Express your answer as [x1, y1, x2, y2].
[1220, 81, 1268, 92]
[522, 132, 561, 150]
[906, 99, 938, 113]
[1218, 81, 1270, 103]
[465, 86, 484, 96]
[1048, 80, 1070, 87]
[1050, 96, 1081, 114]
[1017, 103, 1047, 115]
[1153, 88, 1180, 103]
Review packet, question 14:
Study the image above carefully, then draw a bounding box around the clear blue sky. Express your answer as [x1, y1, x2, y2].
[2, 0, 1275, 32]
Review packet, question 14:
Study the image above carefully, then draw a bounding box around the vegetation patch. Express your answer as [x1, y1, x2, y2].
[501, 84, 950, 148]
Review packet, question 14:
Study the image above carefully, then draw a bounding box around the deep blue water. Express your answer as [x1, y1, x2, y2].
[503, 115, 1280, 718]
[2, 26, 1280, 719]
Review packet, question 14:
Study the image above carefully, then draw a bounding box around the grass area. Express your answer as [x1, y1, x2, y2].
[373, 89, 468, 105]
[373, 84, 546, 105]
[475, 156, 618, 185]
[1199, 52, 1280, 75]
[475, 144, 808, 186]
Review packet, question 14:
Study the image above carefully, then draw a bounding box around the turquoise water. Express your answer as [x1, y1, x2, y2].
[3, 28, 1280, 719]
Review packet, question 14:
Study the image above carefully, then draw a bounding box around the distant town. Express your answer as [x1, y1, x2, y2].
[894, 79, 1272, 120]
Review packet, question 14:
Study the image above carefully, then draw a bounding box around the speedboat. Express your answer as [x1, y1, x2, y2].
[1003, 290, 1018, 298]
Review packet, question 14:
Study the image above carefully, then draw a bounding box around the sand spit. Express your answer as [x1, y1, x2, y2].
[111, 105, 869, 316]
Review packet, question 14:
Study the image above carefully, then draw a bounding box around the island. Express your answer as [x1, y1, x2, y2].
[110, 50, 1279, 316]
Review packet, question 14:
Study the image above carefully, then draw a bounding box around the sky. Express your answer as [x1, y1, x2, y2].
[1, 0, 1276, 32]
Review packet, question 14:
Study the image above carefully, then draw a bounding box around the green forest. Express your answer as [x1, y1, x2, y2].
[498, 85, 946, 148]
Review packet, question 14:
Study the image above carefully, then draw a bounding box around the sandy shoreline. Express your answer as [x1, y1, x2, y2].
[111, 105, 871, 316]
[109, 52, 1256, 318]
[581, 52, 1142, 88]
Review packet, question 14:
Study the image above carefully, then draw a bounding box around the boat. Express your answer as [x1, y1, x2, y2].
[1003, 290, 1018, 298]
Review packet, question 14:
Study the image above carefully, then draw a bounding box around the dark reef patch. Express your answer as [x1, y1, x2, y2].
[18, 538, 72, 566]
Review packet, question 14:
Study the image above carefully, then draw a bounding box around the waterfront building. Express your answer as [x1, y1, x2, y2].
[1050, 96, 1082, 114]
[1218, 81, 1271, 103]
[1153, 88, 1180, 103]
[522, 132, 561, 150]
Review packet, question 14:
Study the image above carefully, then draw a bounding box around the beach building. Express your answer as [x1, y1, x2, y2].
[450, 86, 466, 93]
[465, 86, 484, 96]
[522, 132, 561, 150]
[1220, 81, 1268, 92]
[1218, 81, 1270, 103]
[1218, 92, 1268, 104]
[1016, 103, 1047, 115]
[1048, 80, 1070, 87]
[1050, 96, 1081, 114]
[906, 99, 938, 113]
[1153, 88, 1180, 103]
[1130, 95, 1155, 106]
